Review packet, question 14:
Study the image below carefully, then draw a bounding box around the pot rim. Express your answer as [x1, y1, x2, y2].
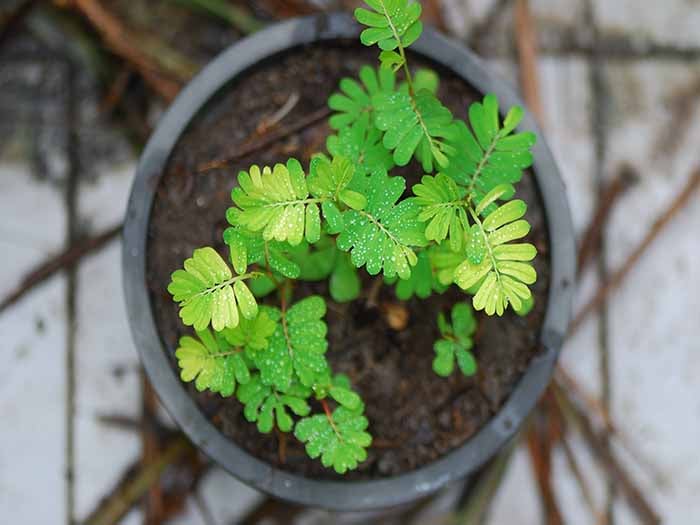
[123, 12, 575, 512]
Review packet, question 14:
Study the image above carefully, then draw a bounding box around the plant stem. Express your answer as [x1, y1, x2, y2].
[320, 398, 341, 439]
[468, 206, 499, 283]
[187, 271, 264, 301]
[377, 0, 414, 93]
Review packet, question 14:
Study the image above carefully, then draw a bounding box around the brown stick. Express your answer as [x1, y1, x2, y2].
[197, 106, 332, 172]
[559, 429, 605, 522]
[526, 422, 565, 525]
[60, 0, 195, 101]
[0, 223, 121, 316]
[570, 168, 700, 334]
[422, 0, 448, 33]
[514, 0, 544, 125]
[577, 166, 637, 276]
[141, 375, 164, 525]
[84, 436, 192, 525]
[555, 370, 665, 484]
[552, 383, 661, 525]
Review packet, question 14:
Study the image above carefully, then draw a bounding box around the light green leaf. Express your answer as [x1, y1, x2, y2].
[175, 328, 251, 396]
[454, 204, 537, 315]
[219, 308, 276, 354]
[168, 247, 258, 331]
[228, 160, 318, 246]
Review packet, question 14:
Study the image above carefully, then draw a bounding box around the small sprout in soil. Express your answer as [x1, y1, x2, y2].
[433, 303, 477, 377]
[168, 1, 538, 474]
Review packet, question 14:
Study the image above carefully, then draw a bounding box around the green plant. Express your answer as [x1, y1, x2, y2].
[168, 1, 538, 474]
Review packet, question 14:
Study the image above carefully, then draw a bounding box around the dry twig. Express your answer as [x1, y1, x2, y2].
[197, 106, 331, 172]
[577, 165, 638, 275]
[84, 436, 192, 525]
[0, 223, 121, 316]
[514, 0, 544, 125]
[57, 0, 196, 101]
[553, 384, 661, 525]
[571, 168, 700, 334]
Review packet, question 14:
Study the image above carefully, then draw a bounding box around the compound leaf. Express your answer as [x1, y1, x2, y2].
[432, 303, 477, 377]
[308, 154, 367, 211]
[295, 406, 372, 474]
[355, 0, 423, 56]
[454, 203, 537, 315]
[336, 169, 427, 279]
[176, 328, 252, 397]
[328, 66, 395, 130]
[237, 375, 311, 433]
[254, 296, 330, 391]
[228, 159, 316, 246]
[373, 90, 454, 171]
[168, 247, 258, 331]
[326, 113, 394, 176]
[412, 173, 469, 251]
[442, 95, 536, 202]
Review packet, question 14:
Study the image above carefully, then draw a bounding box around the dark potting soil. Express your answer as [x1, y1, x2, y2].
[147, 43, 551, 480]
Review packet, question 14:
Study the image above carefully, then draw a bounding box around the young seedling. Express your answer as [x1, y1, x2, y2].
[168, 0, 538, 474]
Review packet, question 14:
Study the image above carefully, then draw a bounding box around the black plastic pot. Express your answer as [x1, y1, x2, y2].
[123, 12, 575, 512]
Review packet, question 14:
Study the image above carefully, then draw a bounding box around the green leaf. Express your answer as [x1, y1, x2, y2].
[475, 183, 516, 216]
[432, 303, 477, 377]
[454, 204, 537, 315]
[379, 50, 403, 71]
[288, 237, 337, 281]
[254, 296, 330, 391]
[228, 160, 319, 246]
[411, 68, 439, 94]
[322, 201, 344, 234]
[175, 328, 251, 396]
[237, 375, 311, 433]
[412, 173, 469, 251]
[355, 0, 423, 53]
[219, 308, 276, 355]
[386, 250, 434, 300]
[442, 95, 536, 201]
[336, 169, 427, 279]
[373, 90, 454, 171]
[428, 242, 465, 286]
[312, 372, 364, 411]
[330, 252, 361, 302]
[514, 294, 535, 316]
[328, 66, 395, 130]
[308, 154, 367, 211]
[295, 406, 372, 474]
[168, 247, 258, 331]
[327, 113, 394, 176]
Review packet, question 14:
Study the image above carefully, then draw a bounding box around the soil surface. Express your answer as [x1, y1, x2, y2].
[147, 42, 551, 480]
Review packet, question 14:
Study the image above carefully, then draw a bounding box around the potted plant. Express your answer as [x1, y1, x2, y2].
[123, 5, 574, 512]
